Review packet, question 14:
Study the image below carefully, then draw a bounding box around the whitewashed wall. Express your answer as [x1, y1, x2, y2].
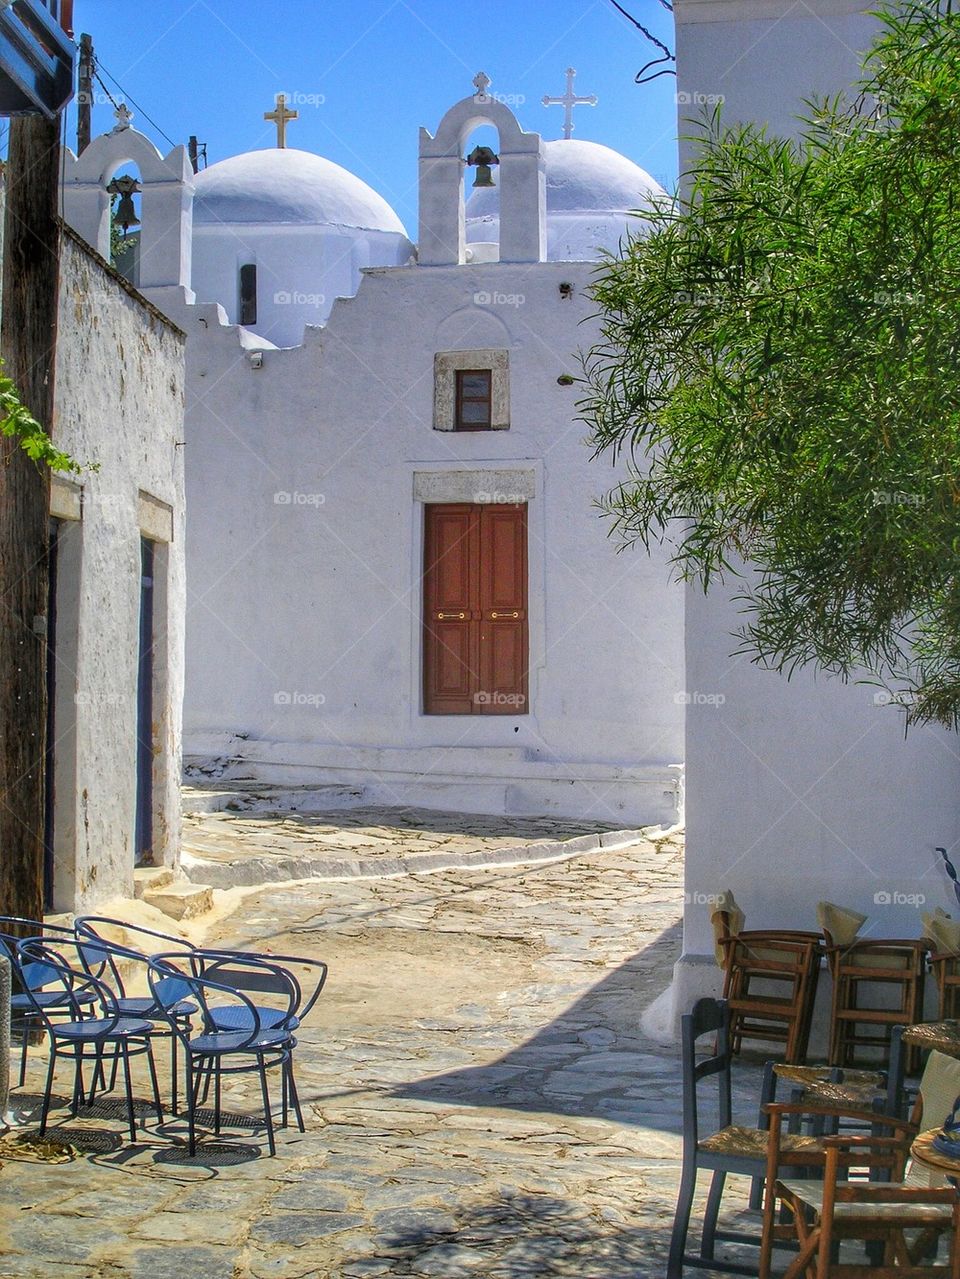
[671, 0, 960, 1019]
[179, 259, 685, 825]
[190, 224, 413, 348]
[48, 229, 186, 912]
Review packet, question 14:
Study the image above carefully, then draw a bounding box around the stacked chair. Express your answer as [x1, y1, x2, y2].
[3, 912, 327, 1158]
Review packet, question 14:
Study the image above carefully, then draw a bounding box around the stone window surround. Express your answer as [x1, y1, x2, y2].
[434, 349, 510, 431]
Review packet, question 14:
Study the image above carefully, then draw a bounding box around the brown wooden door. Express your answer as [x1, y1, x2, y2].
[423, 503, 528, 715]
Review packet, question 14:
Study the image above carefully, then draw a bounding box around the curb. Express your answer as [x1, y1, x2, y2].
[180, 826, 661, 890]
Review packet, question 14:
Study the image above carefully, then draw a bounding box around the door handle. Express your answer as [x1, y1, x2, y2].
[436, 611, 466, 620]
[490, 611, 519, 620]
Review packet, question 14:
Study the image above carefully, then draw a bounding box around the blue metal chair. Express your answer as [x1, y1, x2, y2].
[71, 931, 196, 1115]
[18, 938, 163, 1142]
[0, 916, 93, 1087]
[148, 955, 301, 1156]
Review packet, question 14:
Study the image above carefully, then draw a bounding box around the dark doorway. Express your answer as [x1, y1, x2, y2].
[135, 536, 155, 865]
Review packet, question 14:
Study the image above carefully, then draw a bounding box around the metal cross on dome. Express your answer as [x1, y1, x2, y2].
[542, 68, 597, 139]
[473, 71, 491, 100]
[112, 103, 133, 132]
[264, 93, 298, 148]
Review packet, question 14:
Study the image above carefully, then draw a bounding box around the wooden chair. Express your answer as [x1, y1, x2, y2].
[824, 933, 928, 1073]
[715, 914, 823, 1064]
[760, 1046, 960, 1278]
[669, 996, 831, 1278]
[928, 947, 960, 1020]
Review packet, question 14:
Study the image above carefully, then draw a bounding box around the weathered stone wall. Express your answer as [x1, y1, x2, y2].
[45, 229, 186, 910]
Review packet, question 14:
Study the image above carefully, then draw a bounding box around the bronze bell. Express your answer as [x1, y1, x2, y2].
[467, 144, 499, 189]
[108, 174, 141, 235]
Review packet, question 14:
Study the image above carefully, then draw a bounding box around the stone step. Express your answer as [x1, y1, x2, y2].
[132, 866, 176, 899]
[141, 880, 214, 921]
[181, 783, 366, 816]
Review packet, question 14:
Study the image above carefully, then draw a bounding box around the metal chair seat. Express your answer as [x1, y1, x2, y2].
[52, 1015, 155, 1040]
[11, 988, 96, 1011]
[210, 1005, 299, 1032]
[115, 995, 195, 1018]
[188, 1027, 291, 1055]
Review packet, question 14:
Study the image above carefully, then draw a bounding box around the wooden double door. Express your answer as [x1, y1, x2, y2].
[423, 503, 528, 715]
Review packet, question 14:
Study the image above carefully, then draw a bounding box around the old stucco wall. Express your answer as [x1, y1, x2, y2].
[47, 228, 186, 911]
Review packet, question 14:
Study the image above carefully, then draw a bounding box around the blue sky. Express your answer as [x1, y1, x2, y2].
[63, 0, 680, 233]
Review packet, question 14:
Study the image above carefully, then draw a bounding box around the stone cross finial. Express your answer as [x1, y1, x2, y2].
[542, 67, 597, 139]
[473, 71, 491, 100]
[112, 103, 133, 132]
[264, 93, 298, 148]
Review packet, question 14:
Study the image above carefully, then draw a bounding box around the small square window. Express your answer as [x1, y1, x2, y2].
[455, 369, 492, 430]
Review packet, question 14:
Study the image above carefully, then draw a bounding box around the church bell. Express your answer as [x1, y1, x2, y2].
[107, 174, 141, 235]
[466, 144, 499, 189]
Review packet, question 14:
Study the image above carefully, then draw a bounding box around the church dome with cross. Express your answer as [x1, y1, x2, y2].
[189, 97, 413, 347]
[465, 137, 668, 262]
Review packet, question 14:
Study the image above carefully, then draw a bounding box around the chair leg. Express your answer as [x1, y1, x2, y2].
[188, 1056, 203, 1157]
[119, 1040, 137, 1142]
[38, 1045, 57, 1136]
[18, 1017, 30, 1087]
[700, 1170, 726, 1260]
[169, 1030, 178, 1117]
[667, 1162, 697, 1279]
[213, 1059, 222, 1135]
[256, 1054, 276, 1157]
[145, 1041, 164, 1125]
[286, 1059, 305, 1133]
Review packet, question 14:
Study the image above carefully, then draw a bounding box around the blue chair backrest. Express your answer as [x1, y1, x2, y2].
[148, 954, 265, 1049]
[681, 996, 733, 1145]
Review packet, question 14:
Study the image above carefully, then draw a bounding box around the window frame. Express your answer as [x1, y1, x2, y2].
[454, 368, 493, 431]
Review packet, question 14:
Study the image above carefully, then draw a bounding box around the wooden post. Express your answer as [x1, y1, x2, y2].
[77, 33, 93, 155]
[0, 115, 62, 922]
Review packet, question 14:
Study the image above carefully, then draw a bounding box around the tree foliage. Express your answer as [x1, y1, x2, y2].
[581, 0, 960, 727]
[0, 363, 79, 473]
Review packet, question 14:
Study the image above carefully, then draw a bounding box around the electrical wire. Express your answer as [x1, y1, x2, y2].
[606, 0, 678, 84]
[93, 59, 179, 150]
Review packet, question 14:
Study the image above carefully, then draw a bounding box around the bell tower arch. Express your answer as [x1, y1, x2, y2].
[419, 72, 546, 267]
[61, 106, 196, 310]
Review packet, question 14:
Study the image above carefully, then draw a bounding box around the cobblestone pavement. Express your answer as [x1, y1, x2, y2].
[181, 797, 628, 884]
[0, 821, 764, 1279]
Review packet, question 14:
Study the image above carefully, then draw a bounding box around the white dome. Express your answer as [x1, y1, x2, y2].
[193, 148, 408, 236]
[466, 138, 667, 261]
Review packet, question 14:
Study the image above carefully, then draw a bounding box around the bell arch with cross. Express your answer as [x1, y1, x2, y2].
[418, 72, 546, 267]
[61, 109, 197, 309]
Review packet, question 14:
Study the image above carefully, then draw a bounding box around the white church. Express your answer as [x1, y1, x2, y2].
[58, 0, 960, 1018]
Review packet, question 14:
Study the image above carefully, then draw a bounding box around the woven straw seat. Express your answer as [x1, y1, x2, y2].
[776, 1179, 953, 1225]
[904, 1020, 960, 1060]
[699, 1125, 821, 1159]
[773, 1063, 883, 1088]
[800, 1079, 886, 1109]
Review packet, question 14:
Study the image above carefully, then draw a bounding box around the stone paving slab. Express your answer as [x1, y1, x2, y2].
[1, 822, 770, 1278]
[181, 797, 659, 887]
